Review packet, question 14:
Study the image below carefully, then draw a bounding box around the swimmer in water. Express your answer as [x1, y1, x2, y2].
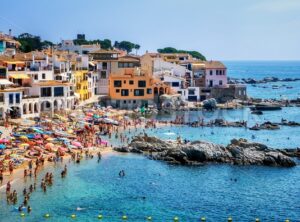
[76, 207, 85, 211]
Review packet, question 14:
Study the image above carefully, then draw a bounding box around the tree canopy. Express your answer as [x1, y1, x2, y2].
[157, 47, 206, 61]
[73, 38, 112, 50]
[16, 33, 53, 52]
[114, 41, 140, 53]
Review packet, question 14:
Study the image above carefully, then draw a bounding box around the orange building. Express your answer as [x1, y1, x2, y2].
[109, 68, 169, 109]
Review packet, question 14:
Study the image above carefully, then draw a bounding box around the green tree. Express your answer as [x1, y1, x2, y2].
[157, 47, 206, 61]
[117, 41, 136, 53]
[99, 39, 112, 50]
[134, 44, 140, 55]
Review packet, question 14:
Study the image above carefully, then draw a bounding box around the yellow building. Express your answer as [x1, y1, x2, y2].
[109, 68, 170, 109]
[74, 70, 90, 101]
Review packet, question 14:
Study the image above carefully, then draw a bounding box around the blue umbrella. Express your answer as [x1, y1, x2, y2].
[0, 144, 6, 149]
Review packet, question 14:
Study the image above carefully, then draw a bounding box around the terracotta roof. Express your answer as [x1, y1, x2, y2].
[89, 49, 120, 54]
[118, 55, 140, 62]
[203, 61, 226, 69]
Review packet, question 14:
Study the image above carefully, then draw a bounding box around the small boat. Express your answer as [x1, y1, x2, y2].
[250, 103, 282, 111]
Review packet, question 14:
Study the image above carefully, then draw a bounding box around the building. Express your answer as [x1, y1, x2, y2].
[59, 40, 100, 55]
[109, 67, 170, 109]
[0, 31, 21, 55]
[74, 70, 90, 101]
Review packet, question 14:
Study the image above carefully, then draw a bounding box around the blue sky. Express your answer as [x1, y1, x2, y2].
[0, 0, 299, 60]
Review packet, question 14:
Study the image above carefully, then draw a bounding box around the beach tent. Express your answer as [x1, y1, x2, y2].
[0, 144, 6, 149]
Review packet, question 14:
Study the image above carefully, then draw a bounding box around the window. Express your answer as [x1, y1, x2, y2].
[177, 91, 182, 94]
[219, 80, 223, 85]
[114, 80, 122, 87]
[123, 80, 126, 84]
[34, 75, 38, 80]
[129, 80, 134, 85]
[102, 62, 107, 70]
[116, 89, 120, 93]
[0, 68, 6, 79]
[42, 73, 46, 79]
[41, 87, 52, 97]
[100, 71, 106, 79]
[138, 81, 146, 87]
[15, 93, 20, 103]
[118, 63, 124, 68]
[147, 88, 152, 94]
[54, 87, 64, 97]
[134, 89, 144, 96]
[121, 89, 129, 96]
[9, 94, 14, 104]
[210, 70, 213, 75]
[123, 100, 127, 104]
[188, 89, 195, 95]
[172, 82, 180, 87]
[133, 100, 136, 104]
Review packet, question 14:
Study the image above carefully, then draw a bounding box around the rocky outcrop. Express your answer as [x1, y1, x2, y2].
[114, 136, 297, 167]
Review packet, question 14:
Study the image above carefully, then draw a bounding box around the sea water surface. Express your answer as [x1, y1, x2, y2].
[0, 154, 299, 222]
[224, 61, 300, 99]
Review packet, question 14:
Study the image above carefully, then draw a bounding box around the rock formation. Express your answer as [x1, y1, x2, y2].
[114, 136, 297, 167]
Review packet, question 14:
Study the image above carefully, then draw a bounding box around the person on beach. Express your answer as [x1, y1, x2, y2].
[6, 181, 11, 193]
[27, 206, 32, 213]
[0, 170, 3, 184]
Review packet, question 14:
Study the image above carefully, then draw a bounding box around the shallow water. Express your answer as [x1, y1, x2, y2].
[0, 154, 299, 222]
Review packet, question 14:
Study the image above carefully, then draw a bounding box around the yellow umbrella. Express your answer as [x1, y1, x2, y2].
[46, 138, 54, 141]
[19, 143, 29, 148]
[20, 135, 28, 139]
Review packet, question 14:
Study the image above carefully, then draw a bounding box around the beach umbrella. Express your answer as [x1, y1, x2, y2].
[46, 137, 54, 141]
[71, 141, 82, 147]
[45, 143, 54, 150]
[0, 144, 6, 149]
[19, 143, 29, 148]
[35, 140, 43, 144]
[20, 135, 28, 140]
[0, 138, 10, 143]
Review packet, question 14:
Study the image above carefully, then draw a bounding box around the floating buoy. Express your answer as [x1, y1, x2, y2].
[122, 215, 128, 220]
[285, 220, 290, 222]
[147, 216, 152, 220]
[97, 214, 103, 219]
[71, 214, 76, 219]
[201, 217, 206, 221]
[255, 219, 260, 222]
[44, 213, 50, 218]
[228, 217, 232, 222]
[20, 213, 25, 217]
[174, 216, 179, 221]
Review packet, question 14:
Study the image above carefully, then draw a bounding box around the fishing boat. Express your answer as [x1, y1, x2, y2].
[250, 103, 282, 111]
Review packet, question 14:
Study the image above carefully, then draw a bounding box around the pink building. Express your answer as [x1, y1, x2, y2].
[204, 61, 227, 87]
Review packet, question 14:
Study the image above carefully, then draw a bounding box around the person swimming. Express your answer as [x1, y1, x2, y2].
[76, 207, 85, 211]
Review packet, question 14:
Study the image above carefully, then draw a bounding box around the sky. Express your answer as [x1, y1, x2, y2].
[0, 0, 299, 60]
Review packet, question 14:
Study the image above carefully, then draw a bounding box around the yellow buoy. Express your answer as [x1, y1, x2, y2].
[174, 216, 179, 221]
[122, 215, 128, 220]
[71, 214, 76, 219]
[97, 214, 103, 219]
[20, 213, 25, 217]
[201, 217, 206, 221]
[228, 217, 232, 222]
[44, 213, 50, 218]
[285, 220, 290, 222]
[147, 216, 152, 220]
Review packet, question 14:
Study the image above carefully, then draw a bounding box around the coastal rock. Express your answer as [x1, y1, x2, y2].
[116, 136, 297, 167]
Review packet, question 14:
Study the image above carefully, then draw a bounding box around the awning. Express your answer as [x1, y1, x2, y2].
[89, 61, 95, 66]
[5, 61, 25, 65]
[0, 79, 14, 85]
[9, 74, 30, 79]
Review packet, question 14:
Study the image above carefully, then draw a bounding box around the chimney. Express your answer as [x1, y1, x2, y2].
[8, 29, 12, 37]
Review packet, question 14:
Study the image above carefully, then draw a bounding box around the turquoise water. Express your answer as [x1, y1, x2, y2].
[224, 61, 300, 99]
[1, 154, 299, 222]
[112, 107, 300, 148]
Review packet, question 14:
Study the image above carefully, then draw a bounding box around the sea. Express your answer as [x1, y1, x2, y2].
[0, 61, 299, 222]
